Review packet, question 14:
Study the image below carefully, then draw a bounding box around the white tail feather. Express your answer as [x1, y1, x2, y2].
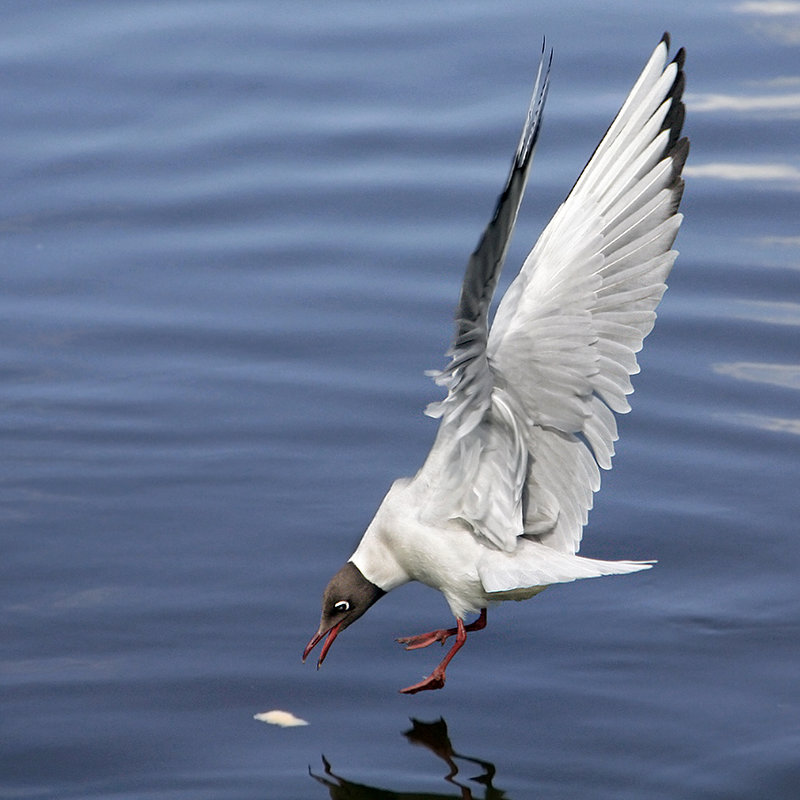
[478, 537, 653, 594]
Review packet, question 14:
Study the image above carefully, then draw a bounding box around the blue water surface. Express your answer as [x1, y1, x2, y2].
[2, 2, 799, 798]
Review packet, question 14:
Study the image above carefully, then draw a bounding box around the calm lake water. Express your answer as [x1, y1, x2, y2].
[2, 2, 799, 798]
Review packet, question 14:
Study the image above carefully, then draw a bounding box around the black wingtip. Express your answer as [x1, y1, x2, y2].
[541, 36, 554, 68]
[671, 136, 691, 175]
[666, 136, 690, 213]
[660, 41, 687, 153]
[661, 31, 671, 50]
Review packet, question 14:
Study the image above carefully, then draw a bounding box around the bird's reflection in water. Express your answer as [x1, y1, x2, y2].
[311, 717, 508, 799]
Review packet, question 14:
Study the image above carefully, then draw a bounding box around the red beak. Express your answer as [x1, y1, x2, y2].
[302, 621, 344, 669]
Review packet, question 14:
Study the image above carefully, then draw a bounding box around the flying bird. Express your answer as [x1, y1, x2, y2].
[303, 34, 688, 693]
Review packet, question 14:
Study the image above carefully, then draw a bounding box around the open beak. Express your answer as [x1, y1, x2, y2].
[302, 620, 344, 669]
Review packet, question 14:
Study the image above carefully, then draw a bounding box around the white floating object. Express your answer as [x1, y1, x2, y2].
[254, 709, 308, 727]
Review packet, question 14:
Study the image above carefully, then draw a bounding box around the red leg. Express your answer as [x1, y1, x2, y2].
[399, 609, 487, 694]
[397, 608, 487, 650]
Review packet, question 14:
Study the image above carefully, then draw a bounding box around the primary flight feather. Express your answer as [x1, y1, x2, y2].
[304, 34, 688, 693]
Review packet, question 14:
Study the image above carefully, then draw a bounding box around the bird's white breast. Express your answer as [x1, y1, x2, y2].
[350, 478, 490, 619]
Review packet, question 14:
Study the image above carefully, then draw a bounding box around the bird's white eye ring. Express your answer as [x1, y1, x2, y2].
[334, 600, 350, 613]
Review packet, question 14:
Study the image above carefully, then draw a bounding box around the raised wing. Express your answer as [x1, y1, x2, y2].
[488, 34, 688, 554]
[425, 42, 552, 438]
[421, 35, 687, 559]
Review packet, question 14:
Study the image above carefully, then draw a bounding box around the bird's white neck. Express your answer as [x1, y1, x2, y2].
[349, 521, 410, 594]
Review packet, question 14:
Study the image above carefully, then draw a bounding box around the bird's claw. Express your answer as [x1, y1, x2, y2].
[396, 629, 452, 650]
[399, 670, 446, 694]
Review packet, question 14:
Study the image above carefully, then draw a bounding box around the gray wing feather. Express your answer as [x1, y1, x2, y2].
[419, 36, 688, 562]
[488, 35, 688, 555]
[425, 44, 552, 436]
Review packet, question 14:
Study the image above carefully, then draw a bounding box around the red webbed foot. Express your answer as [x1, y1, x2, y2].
[396, 610, 487, 695]
[399, 669, 446, 694]
[396, 628, 453, 650]
[396, 608, 487, 651]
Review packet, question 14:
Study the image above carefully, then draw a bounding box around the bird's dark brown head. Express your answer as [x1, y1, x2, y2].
[302, 562, 385, 668]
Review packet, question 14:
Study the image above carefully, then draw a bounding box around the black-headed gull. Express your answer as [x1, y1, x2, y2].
[304, 34, 688, 693]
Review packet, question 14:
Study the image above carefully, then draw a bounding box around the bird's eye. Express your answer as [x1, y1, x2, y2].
[333, 600, 350, 613]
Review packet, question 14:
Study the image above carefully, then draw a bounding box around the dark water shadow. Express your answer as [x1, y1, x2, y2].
[311, 717, 509, 799]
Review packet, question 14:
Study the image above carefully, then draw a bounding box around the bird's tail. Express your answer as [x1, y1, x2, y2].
[477, 538, 653, 594]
